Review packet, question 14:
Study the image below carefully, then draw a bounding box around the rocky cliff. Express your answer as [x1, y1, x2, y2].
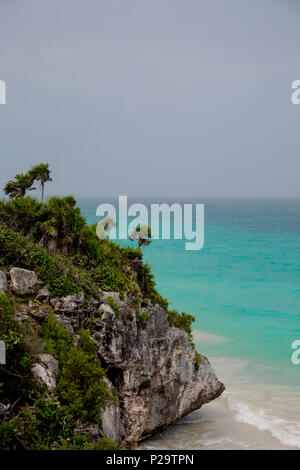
[0, 195, 224, 450]
[94, 293, 224, 449]
[0, 267, 224, 449]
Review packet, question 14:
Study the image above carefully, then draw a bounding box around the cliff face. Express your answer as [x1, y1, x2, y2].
[1, 270, 224, 449]
[0, 194, 225, 450]
[0, 266, 224, 449]
[54, 291, 225, 449]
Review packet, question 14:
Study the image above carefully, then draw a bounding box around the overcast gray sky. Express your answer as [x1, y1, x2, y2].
[0, 0, 299, 199]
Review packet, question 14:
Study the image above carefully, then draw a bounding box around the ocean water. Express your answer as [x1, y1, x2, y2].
[80, 198, 300, 450]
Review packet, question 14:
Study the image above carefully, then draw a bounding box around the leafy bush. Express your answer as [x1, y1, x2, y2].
[106, 296, 120, 318]
[166, 310, 195, 340]
[0, 294, 34, 402]
[48, 275, 82, 298]
[0, 421, 16, 449]
[137, 311, 151, 324]
[41, 314, 113, 423]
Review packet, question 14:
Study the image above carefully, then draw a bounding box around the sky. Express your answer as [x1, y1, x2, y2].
[0, 0, 300, 199]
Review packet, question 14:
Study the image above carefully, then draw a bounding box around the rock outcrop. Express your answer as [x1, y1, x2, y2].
[31, 354, 59, 390]
[50, 292, 85, 314]
[10, 267, 224, 449]
[36, 287, 50, 302]
[89, 298, 224, 449]
[10, 268, 40, 295]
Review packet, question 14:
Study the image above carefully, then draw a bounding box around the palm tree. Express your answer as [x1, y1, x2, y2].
[130, 224, 152, 249]
[39, 196, 85, 254]
[29, 163, 52, 201]
[3, 173, 35, 198]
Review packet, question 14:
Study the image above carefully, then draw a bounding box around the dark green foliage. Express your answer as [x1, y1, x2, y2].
[28, 163, 52, 201]
[14, 315, 115, 449]
[48, 275, 82, 298]
[4, 173, 35, 198]
[194, 352, 202, 370]
[3, 163, 52, 201]
[19, 394, 75, 449]
[122, 246, 143, 260]
[0, 223, 99, 298]
[0, 197, 43, 235]
[106, 296, 120, 318]
[57, 435, 118, 450]
[137, 311, 151, 324]
[94, 262, 130, 295]
[150, 290, 169, 310]
[166, 310, 195, 341]
[0, 181, 198, 450]
[0, 421, 16, 449]
[0, 195, 86, 255]
[0, 294, 34, 402]
[136, 262, 155, 294]
[41, 314, 113, 423]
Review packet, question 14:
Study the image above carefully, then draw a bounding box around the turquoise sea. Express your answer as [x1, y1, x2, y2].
[80, 198, 300, 449]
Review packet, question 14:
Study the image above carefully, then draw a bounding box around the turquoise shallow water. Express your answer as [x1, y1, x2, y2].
[80, 198, 300, 449]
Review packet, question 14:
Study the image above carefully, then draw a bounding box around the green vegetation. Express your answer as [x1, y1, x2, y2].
[4, 163, 51, 201]
[48, 275, 82, 298]
[0, 163, 197, 450]
[0, 311, 115, 450]
[137, 311, 151, 324]
[0, 293, 34, 403]
[166, 310, 195, 341]
[4, 173, 35, 199]
[106, 296, 120, 318]
[28, 163, 52, 201]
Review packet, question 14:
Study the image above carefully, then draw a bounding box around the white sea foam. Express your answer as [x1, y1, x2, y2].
[139, 355, 300, 450]
[228, 399, 300, 448]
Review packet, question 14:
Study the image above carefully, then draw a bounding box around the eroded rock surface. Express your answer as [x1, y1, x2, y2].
[31, 354, 59, 390]
[10, 268, 40, 295]
[17, 267, 224, 449]
[50, 292, 85, 314]
[91, 296, 225, 449]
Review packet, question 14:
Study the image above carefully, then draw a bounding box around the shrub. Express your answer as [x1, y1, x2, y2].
[48, 275, 82, 298]
[0, 294, 34, 402]
[166, 310, 195, 341]
[41, 314, 113, 423]
[137, 311, 151, 325]
[106, 296, 120, 318]
[0, 421, 16, 449]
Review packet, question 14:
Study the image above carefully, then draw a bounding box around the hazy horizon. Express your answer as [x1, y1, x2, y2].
[1, 0, 300, 199]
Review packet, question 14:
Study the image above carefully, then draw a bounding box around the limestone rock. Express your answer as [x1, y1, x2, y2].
[0, 271, 7, 293]
[50, 292, 85, 314]
[99, 303, 115, 316]
[36, 287, 50, 302]
[31, 354, 59, 390]
[102, 292, 122, 306]
[91, 302, 225, 449]
[101, 378, 123, 445]
[10, 268, 40, 295]
[54, 315, 75, 336]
